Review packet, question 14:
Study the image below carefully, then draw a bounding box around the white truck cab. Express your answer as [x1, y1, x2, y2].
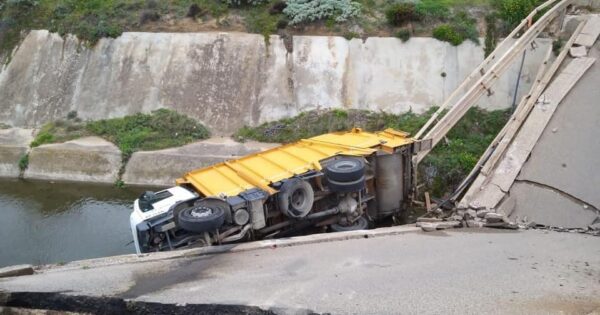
[130, 186, 197, 254]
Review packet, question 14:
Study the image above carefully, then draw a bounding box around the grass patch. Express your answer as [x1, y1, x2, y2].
[30, 109, 210, 158]
[235, 108, 509, 197]
[234, 108, 435, 143]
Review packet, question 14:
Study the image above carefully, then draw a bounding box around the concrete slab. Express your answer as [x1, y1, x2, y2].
[515, 44, 600, 216]
[570, 45, 588, 57]
[122, 138, 277, 187]
[0, 128, 34, 178]
[575, 15, 600, 47]
[0, 230, 598, 315]
[24, 137, 122, 184]
[506, 182, 599, 228]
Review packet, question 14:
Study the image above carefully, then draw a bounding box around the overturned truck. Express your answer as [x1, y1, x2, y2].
[130, 128, 429, 253]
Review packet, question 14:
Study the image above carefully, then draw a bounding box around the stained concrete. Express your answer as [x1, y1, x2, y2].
[0, 128, 35, 178]
[122, 138, 277, 187]
[24, 137, 122, 184]
[0, 31, 551, 134]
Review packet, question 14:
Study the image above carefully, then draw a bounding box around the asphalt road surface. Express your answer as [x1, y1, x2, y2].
[1, 229, 599, 315]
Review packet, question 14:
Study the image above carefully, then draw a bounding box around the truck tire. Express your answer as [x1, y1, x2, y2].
[327, 176, 365, 193]
[278, 178, 314, 219]
[325, 158, 365, 182]
[178, 205, 225, 233]
[330, 217, 369, 232]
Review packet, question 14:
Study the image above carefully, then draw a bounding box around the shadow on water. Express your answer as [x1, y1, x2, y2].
[0, 179, 156, 267]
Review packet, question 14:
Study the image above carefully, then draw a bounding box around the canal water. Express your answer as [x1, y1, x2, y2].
[0, 179, 149, 268]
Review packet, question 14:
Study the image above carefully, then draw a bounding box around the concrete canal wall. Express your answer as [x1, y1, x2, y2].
[0, 130, 275, 186]
[0, 30, 551, 135]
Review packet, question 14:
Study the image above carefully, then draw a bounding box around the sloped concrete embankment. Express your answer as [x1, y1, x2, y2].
[0, 31, 550, 134]
[0, 128, 34, 178]
[122, 138, 277, 186]
[24, 137, 122, 184]
[0, 130, 275, 186]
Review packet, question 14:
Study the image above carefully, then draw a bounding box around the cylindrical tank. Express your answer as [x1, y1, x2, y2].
[375, 152, 404, 217]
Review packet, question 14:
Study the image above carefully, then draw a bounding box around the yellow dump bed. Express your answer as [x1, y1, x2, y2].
[176, 128, 414, 198]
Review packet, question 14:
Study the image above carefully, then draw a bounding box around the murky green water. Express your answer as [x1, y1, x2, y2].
[0, 179, 149, 267]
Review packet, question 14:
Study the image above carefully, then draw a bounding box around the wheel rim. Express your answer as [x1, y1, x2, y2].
[291, 189, 306, 209]
[190, 206, 213, 218]
[335, 160, 357, 170]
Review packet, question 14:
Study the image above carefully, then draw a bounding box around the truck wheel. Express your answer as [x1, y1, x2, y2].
[330, 217, 369, 232]
[278, 178, 314, 219]
[327, 176, 365, 193]
[178, 205, 225, 233]
[325, 157, 365, 182]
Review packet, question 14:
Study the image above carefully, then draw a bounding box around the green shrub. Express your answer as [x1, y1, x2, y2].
[385, 2, 421, 26]
[433, 24, 464, 45]
[86, 109, 209, 157]
[18, 154, 29, 171]
[269, 1, 287, 14]
[30, 125, 56, 148]
[283, 0, 361, 25]
[343, 31, 359, 40]
[395, 29, 411, 42]
[496, 0, 542, 28]
[245, 8, 278, 42]
[432, 12, 479, 46]
[29, 109, 209, 159]
[225, 0, 267, 6]
[552, 38, 563, 56]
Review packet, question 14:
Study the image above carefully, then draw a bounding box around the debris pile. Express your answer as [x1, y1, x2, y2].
[416, 204, 600, 236]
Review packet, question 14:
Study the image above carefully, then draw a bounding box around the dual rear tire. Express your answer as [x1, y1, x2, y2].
[325, 157, 366, 193]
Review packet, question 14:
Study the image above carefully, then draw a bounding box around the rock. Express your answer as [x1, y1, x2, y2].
[436, 220, 462, 229]
[24, 137, 122, 184]
[450, 215, 463, 221]
[477, 209, 490, 218]
[466, 209, 477, 219]
[469, 201, 486, 210]
[456, 210, 466, 217]
[416, 217, 443, 223]
[467, 220, 484, 228]
[0, 128, 35, 178]
[569, 45, 587, 58]
[420, 222, 438, 232]
[420, 220, 461, 231]
[122, 138, 276, 186]
[484, 221, 519, 229]
[484, 212, 507, 223]
[0, 264, 34, 278]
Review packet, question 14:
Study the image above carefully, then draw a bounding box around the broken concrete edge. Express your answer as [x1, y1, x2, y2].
[35, 225, 422, 273]
[0, 292, 308, 315]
